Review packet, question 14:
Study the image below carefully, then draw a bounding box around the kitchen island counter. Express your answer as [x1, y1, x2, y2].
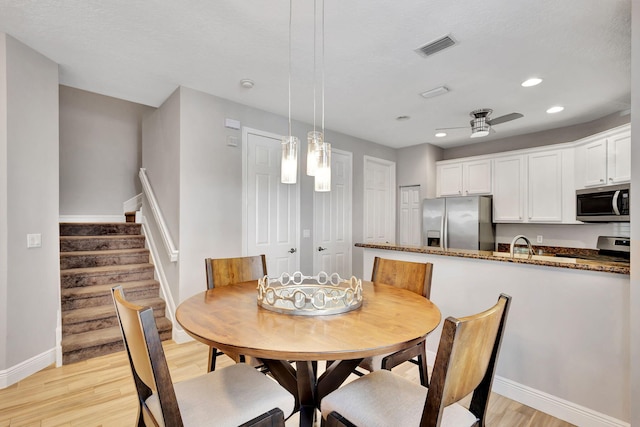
[355, 242, 629, 275]
[357, 244, 629, 425]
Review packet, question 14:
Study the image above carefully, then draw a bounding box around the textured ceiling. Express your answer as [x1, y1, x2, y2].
[0, 0, 631, 149]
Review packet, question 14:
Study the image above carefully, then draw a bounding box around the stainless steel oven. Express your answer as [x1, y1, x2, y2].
[576, 183, 630, 222]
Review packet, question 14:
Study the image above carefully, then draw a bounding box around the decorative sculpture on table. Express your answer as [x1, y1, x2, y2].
[257, 271, 362, 316]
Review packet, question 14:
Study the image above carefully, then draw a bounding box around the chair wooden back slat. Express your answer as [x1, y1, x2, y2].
[112, 286, 183, 426]
[205, 255, 267, 289]
[421, 294, 511, 426]
[371, 256, 433, 298]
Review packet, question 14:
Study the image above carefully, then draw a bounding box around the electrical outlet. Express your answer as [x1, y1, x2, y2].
[536, 235, 543, 244]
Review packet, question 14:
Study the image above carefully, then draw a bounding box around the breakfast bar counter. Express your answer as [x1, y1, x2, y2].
[356, 244, 629, 425]
[355, 243, 630, 275]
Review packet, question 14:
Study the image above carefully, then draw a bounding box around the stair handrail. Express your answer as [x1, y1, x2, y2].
[139, 168, 179, 262]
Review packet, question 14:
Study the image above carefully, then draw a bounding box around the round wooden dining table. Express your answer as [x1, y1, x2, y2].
[176, 280, 441, 427]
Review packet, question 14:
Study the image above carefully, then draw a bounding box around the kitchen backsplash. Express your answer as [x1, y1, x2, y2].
[495, 222, 630, 250]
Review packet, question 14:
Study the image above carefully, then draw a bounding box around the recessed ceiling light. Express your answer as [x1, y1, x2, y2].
[521, 78, 542, 87]
[396, 115, 411, 121]
[546, 106, 564, 114]
[435, 132, 447, 137]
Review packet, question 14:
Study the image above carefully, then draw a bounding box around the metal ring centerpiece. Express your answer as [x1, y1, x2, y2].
[257, 271, 363, 316]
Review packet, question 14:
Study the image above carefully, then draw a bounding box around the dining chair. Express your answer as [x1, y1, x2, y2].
[320, 293, 512, 427]
[204, 255, 267, 372]
[111, 285, 294, 427]
[357, 256, 434, 386]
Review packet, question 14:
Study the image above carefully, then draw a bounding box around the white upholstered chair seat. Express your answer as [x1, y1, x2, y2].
[320, 370, 477, 427]
[146, 363, 295, 427]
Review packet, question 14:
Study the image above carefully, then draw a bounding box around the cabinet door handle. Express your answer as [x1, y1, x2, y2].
[288, 248, 297, 254]
[609, 178, 613, 182]
[600, 179, 605, 183]
[318, 246, 327, 251]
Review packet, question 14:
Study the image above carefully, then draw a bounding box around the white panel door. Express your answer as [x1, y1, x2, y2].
[363, 156, 396, 244]
[243, 128, 299, 276]
[313, 149, 353, 277]
[399, 186, 421, 246]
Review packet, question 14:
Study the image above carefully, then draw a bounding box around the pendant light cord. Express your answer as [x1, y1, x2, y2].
[321, 0, 325, 134]
[287, 0, 293, 137]
[313, 0, 317, 133]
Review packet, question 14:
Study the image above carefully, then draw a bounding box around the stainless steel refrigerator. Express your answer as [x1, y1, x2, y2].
[422, 196, 495, 251]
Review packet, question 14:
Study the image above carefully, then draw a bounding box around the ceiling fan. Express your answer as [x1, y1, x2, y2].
[438, 108, 524, 138]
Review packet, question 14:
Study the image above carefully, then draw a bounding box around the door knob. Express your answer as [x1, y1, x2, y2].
[288, 248, 297, 254]
[318, 246, 327, 251]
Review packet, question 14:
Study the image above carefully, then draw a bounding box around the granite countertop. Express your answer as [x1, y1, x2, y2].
[355, 243, 630, 275]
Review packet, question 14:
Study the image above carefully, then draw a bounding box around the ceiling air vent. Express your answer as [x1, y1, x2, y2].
[415, 34, 456, 57]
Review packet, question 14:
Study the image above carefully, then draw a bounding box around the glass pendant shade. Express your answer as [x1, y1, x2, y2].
[306, 131, 323, 176]
[281, 136, 299, 184]
[314, 142, 331, 192]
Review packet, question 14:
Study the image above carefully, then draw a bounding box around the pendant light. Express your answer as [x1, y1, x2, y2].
[281, 0, 298, 184]
[313, 0, 331, 192]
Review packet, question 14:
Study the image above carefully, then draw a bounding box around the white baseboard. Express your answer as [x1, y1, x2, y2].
[426, 350, 628, 427]
[59, 215, 125, 223]
[0, 348, 56, 389]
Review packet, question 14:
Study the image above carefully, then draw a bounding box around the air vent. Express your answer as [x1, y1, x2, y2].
[415, 34, 456, 57]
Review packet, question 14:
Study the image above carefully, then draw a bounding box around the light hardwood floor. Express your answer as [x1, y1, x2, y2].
[0, 340, 574, 426]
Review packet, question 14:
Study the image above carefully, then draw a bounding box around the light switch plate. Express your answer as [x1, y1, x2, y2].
[27, 233, 42, 248]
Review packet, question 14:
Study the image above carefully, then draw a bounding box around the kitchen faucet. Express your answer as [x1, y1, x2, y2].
[510, 234, 534, 259]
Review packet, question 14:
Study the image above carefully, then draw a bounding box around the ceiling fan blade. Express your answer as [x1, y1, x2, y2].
[436, 126, 468, 131]
[486, 112, 523, 126]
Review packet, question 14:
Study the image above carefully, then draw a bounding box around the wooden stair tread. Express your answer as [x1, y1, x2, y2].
[61, 279, 159, 298]
[62, 318, 172, 352]
[62, 297, 166, 324]
[60, 248, 149, 257]
[60, 235, 145, 241]
[60, 263, 153, 276]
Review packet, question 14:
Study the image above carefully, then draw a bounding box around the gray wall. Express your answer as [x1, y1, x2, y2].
[0, 34, 59, 369]
[396, 143, 443, 201]
[443, 112, 631, 160]
[142, 86, 396, 302]
[0, 33, 7, 370]
[630, 1, 639, 425]
[59, 85, 154, 216]
[141, 88, 181, 299]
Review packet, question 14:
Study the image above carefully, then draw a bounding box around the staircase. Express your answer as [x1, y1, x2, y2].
[60, 222, 172, 364]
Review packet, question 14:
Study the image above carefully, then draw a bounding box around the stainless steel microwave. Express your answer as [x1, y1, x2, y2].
[576, 184, 630, 222]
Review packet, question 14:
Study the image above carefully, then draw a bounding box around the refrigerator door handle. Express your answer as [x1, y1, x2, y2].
[443, 205, 448, 250]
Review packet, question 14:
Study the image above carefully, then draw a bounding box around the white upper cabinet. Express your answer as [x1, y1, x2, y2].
[492, 155, 526, 222]
[607, 129, 631, 184]
[527, 150, 563, 222]
[576, 125, 630, 188]
[437, 159, 491, 197]
[492, 148, 574, 223]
